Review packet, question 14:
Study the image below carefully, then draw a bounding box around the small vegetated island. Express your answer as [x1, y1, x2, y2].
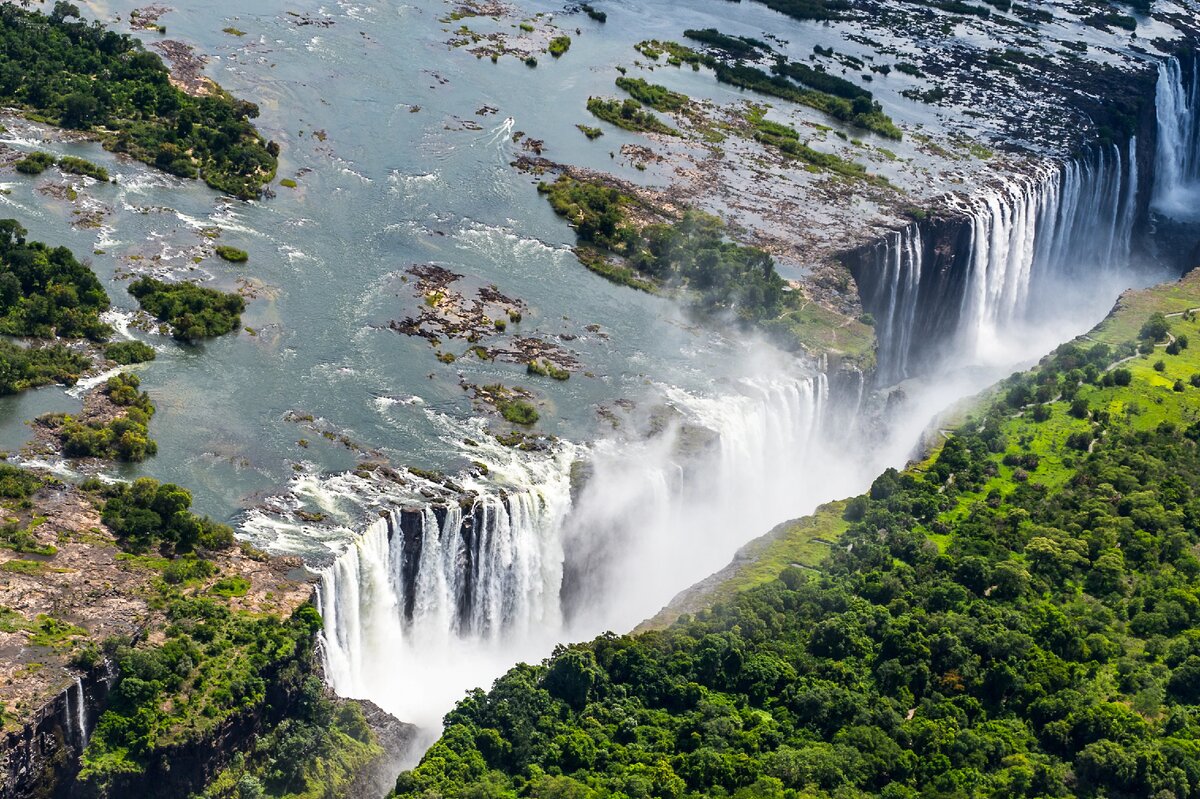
[128, 277, 246, 342]
[0, 3, 278, 198]
[391, 273, 1200, 799]
[0, 218, 111, 394]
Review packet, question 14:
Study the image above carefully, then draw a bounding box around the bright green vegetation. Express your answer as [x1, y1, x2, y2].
[28, 614, 85, 648]
[615, 77, 689, 112]
[577, 124, 604, 140]
[750, 115, 887, 186]
[104, 340, 156, 364]
[0, 4, 277, 198]
[1, 559, 69, 576]
[683, 28, 767, 59]
[279, 177, 298, 188]
[716, 63, 902, 140]
[55, 155, 109, 181]
[527, 358, 570, 380]
[549, 35, 572, 57]
[0, 340, 89, 394]
[53, 372, 157, 462]
[222, 26, 246, 36]
[195, 675, 383, 799]
[14, 151, 55, 175]
[498, 396, 540, 426]
[392, 290, 1200, 799]
[215, 245, 249, 263]
[587, 98, 680, 136]
[0, 219, 110, 340]
[0, 516, 57, 556]
[79, 601, 324, 790]
[538, 175, 872, 359]
[128, 277, 245, 342]
[100, 476, 234, 555]
[0, 464, 44, 500]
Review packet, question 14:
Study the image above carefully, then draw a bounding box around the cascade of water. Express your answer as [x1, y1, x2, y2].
[865, 139, 1142, 382]
[1153, 53, 1200, 216]
[74, 675, 88, 747]
[872, 225, 923, 384]
[315, 372, 856, 728]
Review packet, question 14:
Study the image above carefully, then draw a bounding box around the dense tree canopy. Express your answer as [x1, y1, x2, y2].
[392, 332, 1200, 799]
[0, 4, 276, 198]
[0, 218, 109, 340]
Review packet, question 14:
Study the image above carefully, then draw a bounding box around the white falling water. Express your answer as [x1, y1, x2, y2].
[871, 225, 923, 384]
[73, 675, 88, 747]
[958, 142, 1141, 362]
[864, 139, 1143, 382]
[312, 370, 876, 730]
[1153, 53, 1200, 218]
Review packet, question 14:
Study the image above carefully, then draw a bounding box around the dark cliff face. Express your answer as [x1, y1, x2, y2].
[845, 57, 1179, 386]
[843, 214, 976, 382]
[1, 667, 110, 799]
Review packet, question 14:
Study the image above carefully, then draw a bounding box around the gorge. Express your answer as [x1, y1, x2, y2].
[311, 41, 1200, 755]
[1, 0, 1200, 797]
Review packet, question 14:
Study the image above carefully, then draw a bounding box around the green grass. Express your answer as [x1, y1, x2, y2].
[1, 559, 70, 576]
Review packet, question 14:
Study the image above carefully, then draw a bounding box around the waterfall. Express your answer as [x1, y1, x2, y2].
[314, 372, 861, 729]
[1153, 53, 1200, 217]
[870, 225, 923, 384]
[73, 675, 88, 747]
[861, 140, 1142, 381]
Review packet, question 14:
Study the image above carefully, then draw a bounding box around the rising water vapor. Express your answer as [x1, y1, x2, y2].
[264, 53, 1200, 750]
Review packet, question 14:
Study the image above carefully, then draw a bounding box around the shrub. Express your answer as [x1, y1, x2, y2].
[1154, 360, 1166, 372]
[105, 340, 156, 364]
[128, 277, 245, 341]
[101, 477, 235, 554]
[56, 155, 108, 181]
[498, 397, 539, 425]
[548, 35, 571, 57]
[15, 151, 55, 175]
[215, 245, 248, 263]
[1140, 312, 1170, 342]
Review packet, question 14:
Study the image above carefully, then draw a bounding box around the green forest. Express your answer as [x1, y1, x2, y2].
[390, 287, 1200, 799]
[0, 3, 276, 198]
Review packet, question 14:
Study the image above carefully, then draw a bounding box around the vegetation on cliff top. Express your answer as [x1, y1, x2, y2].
[0, 4, 277, 198]
[537, 174, 873, 359]
[390, 277, 1200, 799]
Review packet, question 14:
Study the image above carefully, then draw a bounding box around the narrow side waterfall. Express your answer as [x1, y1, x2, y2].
[1154, 52, 1200, 217]
[73, 675, 88, 747]
[857, 139, 1143, 382]
[314, 372, 863, 729]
